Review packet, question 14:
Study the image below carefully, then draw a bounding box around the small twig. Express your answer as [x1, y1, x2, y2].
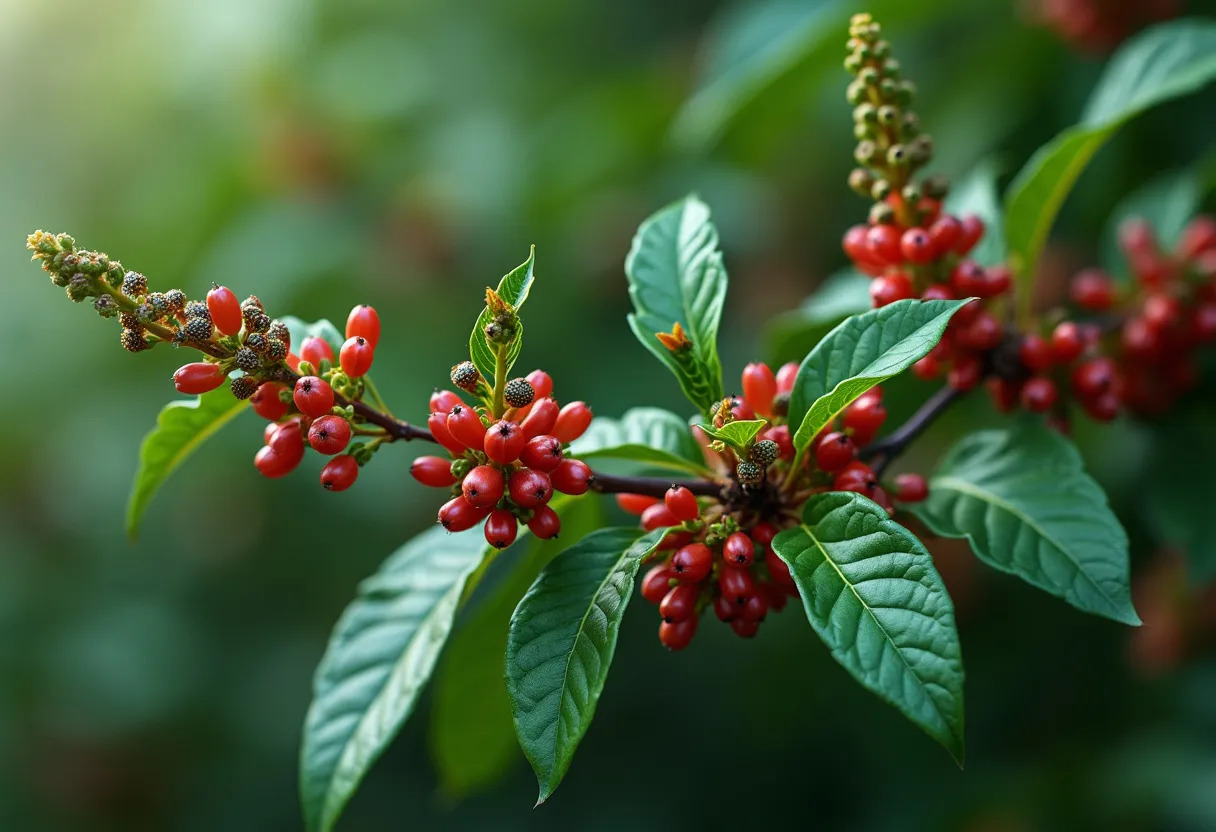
[349, 399, 435, 442]
[588, 472, 725, 499]
[860, 385, 962, 476]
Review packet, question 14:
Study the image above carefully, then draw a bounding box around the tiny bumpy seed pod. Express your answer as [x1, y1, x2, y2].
[736, 461, 764, 486]
[208, 285, 243, 336]
[121, 328, 150, 352]
[173, 362, 226, 395]
[235, 348, 261, 373]
[450, 361, 481, 393]
[245, 332, 268, 354]
[749, 439, 779, 468]
[321, 456, 359, 492]
[121, 271, 148, 297]
[163, 289, 186, 312]
[229, 376, 258, 400]
[184, 300, 209, 321]
[503, 378, 535, 409]
[184, 316, 213, 342]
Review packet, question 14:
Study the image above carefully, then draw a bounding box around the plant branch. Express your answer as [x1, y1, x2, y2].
[860, 384, 963, 476]
[588, 471, 725, 499]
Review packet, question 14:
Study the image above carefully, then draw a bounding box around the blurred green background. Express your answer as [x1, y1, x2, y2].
[4, 0, 1216, 829]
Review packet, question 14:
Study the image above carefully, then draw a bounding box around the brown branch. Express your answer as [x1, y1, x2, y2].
[588, 471, 725, 499]
[859, 384, 963, 476]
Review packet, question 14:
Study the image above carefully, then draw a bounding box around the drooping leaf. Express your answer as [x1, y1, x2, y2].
[1004, 19, 1216, 320]
[506, 527, 667, 804]
[1100, 167, 1204, 280]
[788, 299, 970, 452]
[696, 419, 767, 453]
[772, 491, 965, 763]
[469, 247, 536, 383]
[428, 497, 604, 797]
[300, 527, 491, 832]
[281, 316, 345, 358]
[625, 196, 727, 418]
[126, 388, 248, 539]
[945, 159, 1006, 268]
[912, 422, 1140, 625]
[569, 407, 712, 476]
[764, 269, 872, 365]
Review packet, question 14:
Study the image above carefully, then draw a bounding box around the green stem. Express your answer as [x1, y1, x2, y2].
[491, 342, 509, 417]
[362, 375, 393, 417]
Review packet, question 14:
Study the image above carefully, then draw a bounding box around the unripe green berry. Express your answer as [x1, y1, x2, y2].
[846, 81, 867, 105]
[854, 140, 877, 165]
[870, 179, 892, 201]
[876, 105, 899, 126]
[66, 275, 91, 302]
[503, 378, 535, 408]
[923, 175, 949, 200]
[886, 144, 908, 167]
[844, 54, 862, 74]
[869, 203, 896, 226]
[882, 58, 900, 77]
[450, 361, 481, 393]
[749, 439, 779, 468]
[901, 184, 922, 205]
[736, 461, 764, 486]
[235, 348, 261, 373]
[859, 67, 879, 86]
[854, 103, 878, 124]
[230, 376, 258, 400]
[848, 168, 875, 197]
[450, 458, 473, 479]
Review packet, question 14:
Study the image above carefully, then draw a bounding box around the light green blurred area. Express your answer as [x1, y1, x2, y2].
[3, 0, 1216, 829]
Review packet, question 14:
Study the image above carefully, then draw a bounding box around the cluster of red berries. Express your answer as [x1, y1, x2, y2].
[1031, 0, 1177, 53]
[628, 486, 796, 649]
[410, 368, 595, 549]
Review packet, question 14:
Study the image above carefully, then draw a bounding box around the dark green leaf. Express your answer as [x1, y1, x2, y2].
[626, 195, 727, 417]
[300, 527, 491, 832]
[126, 388, 248, 539]
[945, 159, 1005, 268]
[569, 407, 712, 475]
[912, 422, 1140, 625]
[1005, 19, 1216, 320]
[281, 316, 345, 358]
[788, 299, 970, 452]
[428, 497, 604, 797]
[506, 527, 667, 804]
[772, 491, 965, 763]
[697, 419, 767, 453]
[470, 247, 536, 382]
[764, 270, 872, 365]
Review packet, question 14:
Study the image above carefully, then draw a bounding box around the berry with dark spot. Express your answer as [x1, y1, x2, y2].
[340, 336, 375, 377]
[321, 456, 359, 492]
[293, 376, 335, 418]
[527, 505, 561, 539]
[664, 486, 699, 522]
[507, 468, 552, 508]
[462, 465, 505, 508]
[659, 584, 698, 622]
[345, 304, 381, 348]
[503, 378, 535, 408]
[450, 361, 481, 393]
[230, 376, 258, 400]
[550, 459, 592, 495]
[519, 435, 563, 472]
[438, 496, 490, 532]
[670, 543, 712, 582]
[483, 509, 518, 549]
[723, 532, 755, 566]
[308, 415, 352, 455]
[250, 382, 288, 421]
[484, 420, 527, 464]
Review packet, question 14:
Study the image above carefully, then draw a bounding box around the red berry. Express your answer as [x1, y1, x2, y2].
[293, 376, 334, 418]
[641, 565, 674, 603]
[1070, 268, 1114, 310]
[1072, 357, 1118, 399]
[950, 260, 987, 296]
[1082, 392, 1120, 422]
[463, 464, 505, 508]
[658, 616, 698, 650]
[761, 425, 794, 461]
[913, 354, 940, 380]
[520, 435, 563, 472]
[484, 420, 528, 464]
[1019, 334, 1054, 373]
[900, 227, 936, 264]
[427, 411, 467, 457]
[254, 445, 298, 479]
[1119, 217, 1156, 259]
[739, 592, 768, 622]
[814, 431, 856, 472]
[268, 419, 305, 461]
[723, 532, 755, 567]
[956, 214, 985, 254]
[483, 509, 518, 549]
[345, 304, 381, 348]
[730, 619, 759, 638]
[1192, 304, 1216, 341]
[410, 456, 457, 488]
[1178, 215, 1216, 259]
[617, 493, 659, 516]
[664, 485, 699, 522]
[339, 336, 374, 377]
[893, 473, 929, 503]
[320, 455, 359, 491]
[550, 459, 592, 495]
[173, 362, 225, 395]
[286, 353, 301, 373]
[521, 397, 559, 439]
[988, 377, 1021, 414]
[751, 522, 778, 548]
[921, 284, 954, 302]
[1123, 317, 1161, 359]
[430, 389, 463, 413]
[299, 336, 335, 369]
[447, 405, 487, 450]
[659, 583, 699, 622]
[508, 468, 552, 508]
[947, 354, 983, 391]
[719, 566, 755, 605]
[843, 397, 886, 445]
[671, 543, 713, 582]
[865, 224, 902, 265]
[1020, 377, 1058, 413]
[928, 215, 962, 252]
[761, 581, 788, 611]
[527, 504, 562, 539]
[640, 502, 680, 531]
[955, 311, 1003, 352]
[870, 272, 914, 307]
[525, 369, 554, 400]
[1143, 293, 1181, 331]
[251, 382, 288, 421]
[843, 224, 872, 264]
[983, 266, 1012, 297]
[764, 546, 795, 589]
[438, 496, 489, 532]
[741, 362, 778, 418]
[308, 415, 351, 455]
[552, 401, 593, 443]
[776, 361, 799, 394]
[713, 594, 736, 622]
[1050, 321, 1086, 364]
[206, 285, 243, 336]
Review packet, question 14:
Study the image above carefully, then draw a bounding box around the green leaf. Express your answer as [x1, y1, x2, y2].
[1100, 167, 1204, 279]
[300, 527, 491, 832]
[945, 159, 1006, 268]
[772, 491, 965, 763]
[428, 497, 604, 797]
[125, 388, 248, 539]
[912, 422, 1140, 625]
[788, 299, 970, 452]
[696, 419, 767, 453]
[569, 407, 712, 476]
[1005, 19, 1216, 320]
[625, 195, 727, 417]
[281, 316, 345, 358]
[506, 527, 667, 804]
[764, 270, 872, 365]
[470, 247, 536, 382]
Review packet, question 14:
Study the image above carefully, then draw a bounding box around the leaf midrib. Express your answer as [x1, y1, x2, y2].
[932, 474, 1123, 612]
